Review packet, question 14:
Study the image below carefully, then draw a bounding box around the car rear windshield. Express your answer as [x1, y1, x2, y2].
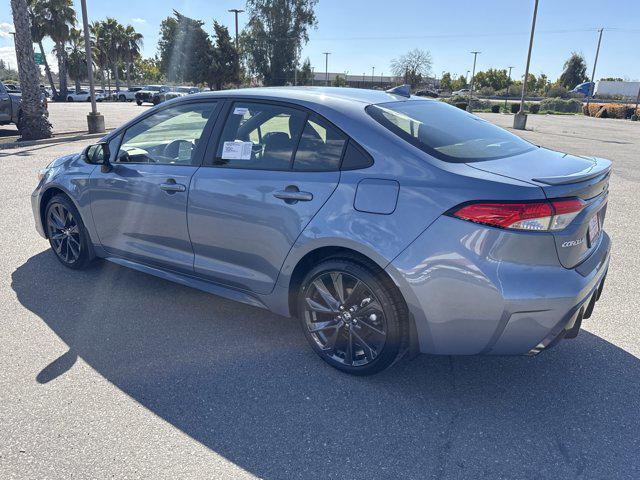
[366, 100, 536, 162]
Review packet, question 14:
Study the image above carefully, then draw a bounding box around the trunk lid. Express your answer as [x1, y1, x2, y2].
[468, 147, 611, 269]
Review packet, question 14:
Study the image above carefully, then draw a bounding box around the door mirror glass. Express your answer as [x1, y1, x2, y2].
[84, 142, 110, 164]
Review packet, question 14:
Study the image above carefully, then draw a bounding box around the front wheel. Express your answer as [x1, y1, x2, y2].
[297, 258, 407, 375]
[45, 195, 95, 269]
[67, 96, 74, 102]
[136, 100, 142, 106]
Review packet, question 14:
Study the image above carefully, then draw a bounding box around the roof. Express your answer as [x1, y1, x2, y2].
[194, 86, 414, 106]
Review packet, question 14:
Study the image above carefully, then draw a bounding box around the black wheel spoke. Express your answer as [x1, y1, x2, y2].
[312, 278, 340, 312]
[330, 272, 345, 304]
[343, 328, 353, 366]
[344, 280, 366, 307]
[356, 316, 385, 337]
[308, 319, 340, 333]
[47, 202, 81, 264]
[352, 328, 377, 361]
[306, 297, 335, 314]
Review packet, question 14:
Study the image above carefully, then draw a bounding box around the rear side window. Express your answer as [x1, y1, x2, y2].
[215, 102, 306, 170]
[366, 100, 535, 162]
[293, 116, 347, 171]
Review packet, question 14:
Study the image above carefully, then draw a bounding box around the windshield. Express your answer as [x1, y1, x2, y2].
[177, 87, 191, 92]
[145, 86, 161, 91]
[367, 100, 535, 163]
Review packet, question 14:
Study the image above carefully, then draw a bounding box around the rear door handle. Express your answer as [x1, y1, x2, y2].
[160, 179, 186, 193]
[273, 186, 313, 204]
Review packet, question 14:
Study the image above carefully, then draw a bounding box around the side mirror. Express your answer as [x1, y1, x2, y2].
[83, 141, 112, 173]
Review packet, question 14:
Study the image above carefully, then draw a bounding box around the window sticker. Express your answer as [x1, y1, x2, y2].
[233, 107, 249, 116]
[221, 141, 252, 160]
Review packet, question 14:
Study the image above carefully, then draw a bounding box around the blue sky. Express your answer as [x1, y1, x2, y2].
[2, 0, 640, 81]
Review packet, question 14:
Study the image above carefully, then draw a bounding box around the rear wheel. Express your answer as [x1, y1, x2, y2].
[67, 96, 74, 102]
[297, 258, 406, 375]
[119, 94, 126, 102]
[45, 195, 95, 269]
[136, 100, 142, 106]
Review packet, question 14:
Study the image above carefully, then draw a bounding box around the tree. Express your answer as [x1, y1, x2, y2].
[40, 0, 76, 99]
[131, 57, 162, 83]
[90, 21, 109, 90]
[390, 48, 432, 88]
[297, 57, 313, 85]
[66, 27, 86, 94]
[242, 0, 318, 86]
[451, 75, 468, 91]
[122, 25, 143, 89]
[332, 74, 347, 87]
[208, 21, 239, 90]
[9, 0, 52, 139]
[27, 0, 57, 97]
[440, 72, 452, 92]
[559, 52, 588, 89]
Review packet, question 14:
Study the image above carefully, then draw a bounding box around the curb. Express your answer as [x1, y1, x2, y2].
[0, 129, 113, 151]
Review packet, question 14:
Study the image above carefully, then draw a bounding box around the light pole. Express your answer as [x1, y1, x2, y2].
[504, 66, 514, 112]
[228, 9, 244, 49]
[311, 66, 314, 86]
[323, 52, 331, 86]
[585, 28, 604, 110]
[372, 66, 375, 86]
[467, 51, 480, 112]
[80, 0, 104, 133]
[514, 0, 539, 130]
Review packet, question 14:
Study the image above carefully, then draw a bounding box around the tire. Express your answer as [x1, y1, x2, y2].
[44, 194, 95, 270]
[67, 96, 74, 102]
[297, 258, 407, 375]
[136, 100, 142, 106]
[119, 95, 126, 102]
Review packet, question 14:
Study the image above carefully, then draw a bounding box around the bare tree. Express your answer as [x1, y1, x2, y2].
[390, 48, 433, 87]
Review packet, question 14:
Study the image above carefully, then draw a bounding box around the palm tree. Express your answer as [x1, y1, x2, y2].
[90, 21, 109, 90]
[102, 18, 126, 92]
[66, 28, 87, 94]
[39, 0, 76, 99]
[122, 25, 143, 89]
[27, 0, 56, 98]
[9, 0, 52, 139]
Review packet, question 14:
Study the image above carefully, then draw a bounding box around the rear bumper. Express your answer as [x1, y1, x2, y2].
[386, 216, 611, 355]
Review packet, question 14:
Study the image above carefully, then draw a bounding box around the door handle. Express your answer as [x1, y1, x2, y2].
[159, 179, 186, 193]
[273, 186, 313, 204]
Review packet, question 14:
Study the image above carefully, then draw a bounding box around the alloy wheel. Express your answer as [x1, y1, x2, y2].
[46, 203, 81, 264]
[302, 271, 387, 367]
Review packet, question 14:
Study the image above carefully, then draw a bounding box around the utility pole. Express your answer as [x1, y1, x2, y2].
[585, 28, 604, 110]
[323, 52, 330, 86]
[311, 66, 314, 86]
[467, 51, 480, 111]
[228, 9, 244, 49]
[514, 0, 539, 130]
[634, 84, 640, 119]
[504, 66, 514, 112]
[80, 0, 104, 133]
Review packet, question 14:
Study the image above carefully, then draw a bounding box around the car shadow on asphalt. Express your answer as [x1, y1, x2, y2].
[11, 251, 640, 479]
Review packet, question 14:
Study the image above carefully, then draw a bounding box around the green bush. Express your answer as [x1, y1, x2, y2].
[490, 104, 500, 113]
[529, 103, 540, 114]
[545, 85, 570, 98]
[454, 102, 468, 110]
[478, 86, 495, 97]
[443, 95, 490, 111]
[510, 103, 520, 114]
[540, 97, 582, 113]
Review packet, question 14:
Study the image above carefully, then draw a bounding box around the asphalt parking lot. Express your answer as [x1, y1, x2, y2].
[1, 106, 639, 479]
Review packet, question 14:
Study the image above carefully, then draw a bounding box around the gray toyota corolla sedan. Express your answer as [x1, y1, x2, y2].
[31, 86, 610, 375]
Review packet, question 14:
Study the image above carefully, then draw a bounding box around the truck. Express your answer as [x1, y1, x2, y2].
[0, 80, 48, 130]
[571, 80, 640, 99]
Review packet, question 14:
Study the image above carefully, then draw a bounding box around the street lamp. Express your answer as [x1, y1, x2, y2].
[514, 0, 539, 130]
[467, 51, 480, 112]
[228, 9, 244, 49]
[323, 52, 331, 86]
[311, 66, 315, 86]
[504, 66, 514, 112]
[371, 66, 375, 85]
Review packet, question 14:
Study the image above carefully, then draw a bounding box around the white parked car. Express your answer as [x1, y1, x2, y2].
[114, 87, 142, 102]
[66, 90, 107, 102]
[452, 88, 470, 96]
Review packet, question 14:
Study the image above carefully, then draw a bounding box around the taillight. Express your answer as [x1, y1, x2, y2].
[450, 198, 585, 231]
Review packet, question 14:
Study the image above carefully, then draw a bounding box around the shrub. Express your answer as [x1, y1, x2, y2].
[454, 102, 468, 110]
[529, 103, 540, 114]
[545, 85, 570, 98]
[478, 86, 495, 97]
[595, 107, 608, 118]
[540, 97, 582, 113]
[510, 103, 520, 114]
[490, 104, 500, 113]
[443, 95, 490, 111]
[632, 114, 639, 121]
[583, 103, 636, 119]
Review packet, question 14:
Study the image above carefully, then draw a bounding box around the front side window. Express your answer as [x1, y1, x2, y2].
[293, 116, 347, 171]
[367, 100, 535, 162]
[115, 102, 216, 165]
[215, 102, 306, 170]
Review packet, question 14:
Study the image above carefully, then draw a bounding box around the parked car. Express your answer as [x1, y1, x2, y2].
[152, 86, 200, 105]
[4, 83, 20, 93]
[452, 88, 470, 96]
[66, 90, 106, 102]
[31, 86, 610, 375]
[415, 89, 439, 98]
[0, 79, 48, 130]
[114, 87, 142, 102]
[135, 85, 170, 105]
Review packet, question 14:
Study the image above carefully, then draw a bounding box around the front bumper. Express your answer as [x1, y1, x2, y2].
[386, 216, 611, 355]
[31, 189, 46, 238]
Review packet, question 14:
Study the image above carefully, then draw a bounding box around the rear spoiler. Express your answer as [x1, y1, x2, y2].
[532, 158, 611, 186]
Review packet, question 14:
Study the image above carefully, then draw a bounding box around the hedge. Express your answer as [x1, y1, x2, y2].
[539, 97, 582, 113]
[583, 103, 638, 119]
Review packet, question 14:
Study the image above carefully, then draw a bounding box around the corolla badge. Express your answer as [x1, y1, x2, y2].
[562, 238, 584, 248]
